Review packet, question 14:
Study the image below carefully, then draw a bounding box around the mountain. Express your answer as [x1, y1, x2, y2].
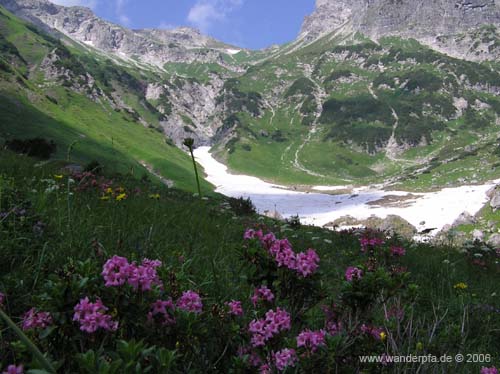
[0, 0, 246, 68]
[0, 0, 499, 192]
[300, 0, 500, 61]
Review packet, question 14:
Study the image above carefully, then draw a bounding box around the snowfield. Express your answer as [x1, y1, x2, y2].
[194, 147, 497, 235]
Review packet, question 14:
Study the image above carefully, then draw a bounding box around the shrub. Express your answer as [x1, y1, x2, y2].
[228, 196, 256, 216]
[5, 138, 56, 159]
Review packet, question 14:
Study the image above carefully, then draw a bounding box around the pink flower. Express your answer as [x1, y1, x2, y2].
[345, 266, 363, 281]
[128, 259, 163, 291]
[226, 300, 243, 316]
[102, 256, 163, 291]
[248, 308, 291, 347]
[390, 246, 406, 257]
[102, 256, 131, 287]
[2, 365, 23, 374]
[148, 299, 176, 326]
[269, 239, 297, 269]
[251, 286, 275, 307]
[361, 324, 386, 340]
[273, 348, 297, 372]
[260, 232, 277, 250]
[295, 249, 320, 277]
[22, 308, 52, 330]
[297, 329, 326, 352]
[244, 229, 263, 240]
[481, 368, 499, 374]
[0, 292, 5, 307]
[325, 320, 342, 335]
[259, 363, 272, 374]
[73, 297, 118, 333]
[360, 236, 385, 252]
[177, 291, 203, 314]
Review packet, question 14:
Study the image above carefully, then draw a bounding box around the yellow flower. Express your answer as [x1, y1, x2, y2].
[115, 193, 127, 201]
[380, 332, 387, 341]
[54, 174, 63, 180]
[100, 195, 110, 201]
[149, 193, 160, 200]
[453, 282, 468, 290]
[117, 187, 125, 193]
[105, 187, 113, 194]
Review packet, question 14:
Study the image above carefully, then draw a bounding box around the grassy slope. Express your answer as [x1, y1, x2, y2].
[0, 6, 211, 193]
[1, 150, 499, 372]
[214, 32, 500, 190]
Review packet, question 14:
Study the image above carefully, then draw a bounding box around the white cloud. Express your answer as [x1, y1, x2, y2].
[115, 0, 130, 26]
[49, 0, 97, 8]
[187, 0, 244, 32]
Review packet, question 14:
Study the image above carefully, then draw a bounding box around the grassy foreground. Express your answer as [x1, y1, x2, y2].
[0, 150, 499, 374]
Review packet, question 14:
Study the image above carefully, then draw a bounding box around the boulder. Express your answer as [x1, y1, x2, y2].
[452, 212, 476, 227]
[487, 234, 500, 248]
[472, 229, 484, 241]
[490, 189, 500, 211]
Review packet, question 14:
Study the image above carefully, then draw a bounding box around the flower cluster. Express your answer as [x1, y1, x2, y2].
[360, 235, 385, 252]
[177, 290, 203, 314]
[73, 297, 118, 333]
[454, 282, 468, 290]
[248, 308, 291, 347]
[273, 348, 297, 371]
[226, 300, 244, 316]
[390, 246, 406, 257]
[345, 266, 363, 282]
[2, 365, 23, 374]
[297, 329, 326, 352]
[360, 324, 386, 341]
[481, 367, 499, 374]
[251, 285, 275, 307]
[102, 256, 163, 291]
[21, 308, 52, 331]
[244, 229, 320, 278]
[148, 299, 175, 326]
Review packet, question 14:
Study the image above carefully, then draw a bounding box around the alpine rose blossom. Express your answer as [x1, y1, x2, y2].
[481, 368, 499, 374]
[102, 256, 163, 291]
[128, 259, 163, 291]
[251, 286, 275, 307]
[390, 246, 406, 257]
[226, 300, 244, 316]
[297, 329, 327, 352]
[295, 249, 320, 277]
[2, 365, 23, 374]
[148, 299, 176, 326]
[102, 255, 130, 287]
[248, 308, 291, 347]
[345, 266, 363, 281]
[177, 291, 203, 314]
[273, 349, 297, 371]
[22, 308, 52, 330]
[73, 297, 118, 333]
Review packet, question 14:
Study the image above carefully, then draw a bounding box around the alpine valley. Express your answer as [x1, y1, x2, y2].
[1, 0, 499, 188]
[3, 2, 500, 373]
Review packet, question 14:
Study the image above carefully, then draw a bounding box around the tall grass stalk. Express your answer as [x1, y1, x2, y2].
[0, 309, 56, 373]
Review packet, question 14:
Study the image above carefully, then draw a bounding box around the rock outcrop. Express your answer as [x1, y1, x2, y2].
[299, 0, 500, 61]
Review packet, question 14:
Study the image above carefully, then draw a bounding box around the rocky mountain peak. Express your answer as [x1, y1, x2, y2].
[300, 0, 500, 60]
[0, 0, 242, 68]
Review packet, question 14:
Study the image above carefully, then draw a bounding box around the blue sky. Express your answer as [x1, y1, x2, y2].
[49, 0, 316, 49]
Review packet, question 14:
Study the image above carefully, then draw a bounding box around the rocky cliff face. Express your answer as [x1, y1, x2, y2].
[0, 0, 242, 68]
[300, 0, 500, 60]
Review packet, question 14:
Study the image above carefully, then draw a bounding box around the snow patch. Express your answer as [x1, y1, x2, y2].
[194, 147, 497, 235]
[226, 49, 241, 55]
